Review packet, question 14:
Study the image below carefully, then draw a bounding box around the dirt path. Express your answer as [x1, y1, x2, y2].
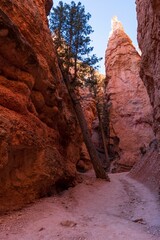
[0, 172, 160, 240]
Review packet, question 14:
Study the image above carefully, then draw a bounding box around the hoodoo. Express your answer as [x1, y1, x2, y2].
[105, 17, 154, 171]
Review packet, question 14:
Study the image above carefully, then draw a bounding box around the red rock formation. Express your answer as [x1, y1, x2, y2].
[130, 0, 160, 192]
[105, 17, 154, 171]
[136, 0, 160, 137]
[0, 0, 82, 211]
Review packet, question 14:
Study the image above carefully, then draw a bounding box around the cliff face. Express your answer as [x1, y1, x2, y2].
[136, 0, 160, 138]
[130, 0, 160, 192]
[0, 0, 82, 211]
[105, 17, 154, 171]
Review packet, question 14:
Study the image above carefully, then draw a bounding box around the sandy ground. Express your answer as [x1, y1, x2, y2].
[0, 171, 160, 240]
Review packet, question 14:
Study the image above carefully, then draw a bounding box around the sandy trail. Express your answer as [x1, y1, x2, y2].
[0, 172, 160, 240]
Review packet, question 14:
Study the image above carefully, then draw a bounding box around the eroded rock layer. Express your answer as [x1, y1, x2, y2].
[130, 0, 160, 192]
[0, 0, 82, 211]
[105, 17, 154, 171]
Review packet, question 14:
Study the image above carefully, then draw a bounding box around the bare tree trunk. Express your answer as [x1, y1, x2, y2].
[98, 113, 110, 171]
[71, 92, 110, 180]
[62, 74, 110, 180]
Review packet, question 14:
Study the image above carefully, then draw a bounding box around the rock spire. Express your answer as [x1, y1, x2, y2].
[111, 16, 124, 32]
[105, 18, 154, 171]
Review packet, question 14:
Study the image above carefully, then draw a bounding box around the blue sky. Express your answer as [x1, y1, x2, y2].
[52, 0, 137, 74]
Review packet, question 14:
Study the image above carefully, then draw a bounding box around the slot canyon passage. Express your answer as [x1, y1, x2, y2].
[0, 0, 160, 239]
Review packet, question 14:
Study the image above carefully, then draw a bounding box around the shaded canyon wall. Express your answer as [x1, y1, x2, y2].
[105, 17, 155, 171]
[130, 0, 160, 192]
[0, 0, 82, 211]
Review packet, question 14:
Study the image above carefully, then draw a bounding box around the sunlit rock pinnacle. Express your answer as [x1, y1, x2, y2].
[105, 17, 154, 171]
[111, 16, 124, 32]
[108, 16, 124, 39]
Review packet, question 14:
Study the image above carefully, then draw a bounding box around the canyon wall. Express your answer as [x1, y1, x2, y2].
[0, 0, 82, 212]
[130, 0, 160, 192]
[105, 17, 154, 171]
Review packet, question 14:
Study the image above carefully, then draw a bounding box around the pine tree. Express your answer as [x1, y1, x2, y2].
[49, 1, 110, 180]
